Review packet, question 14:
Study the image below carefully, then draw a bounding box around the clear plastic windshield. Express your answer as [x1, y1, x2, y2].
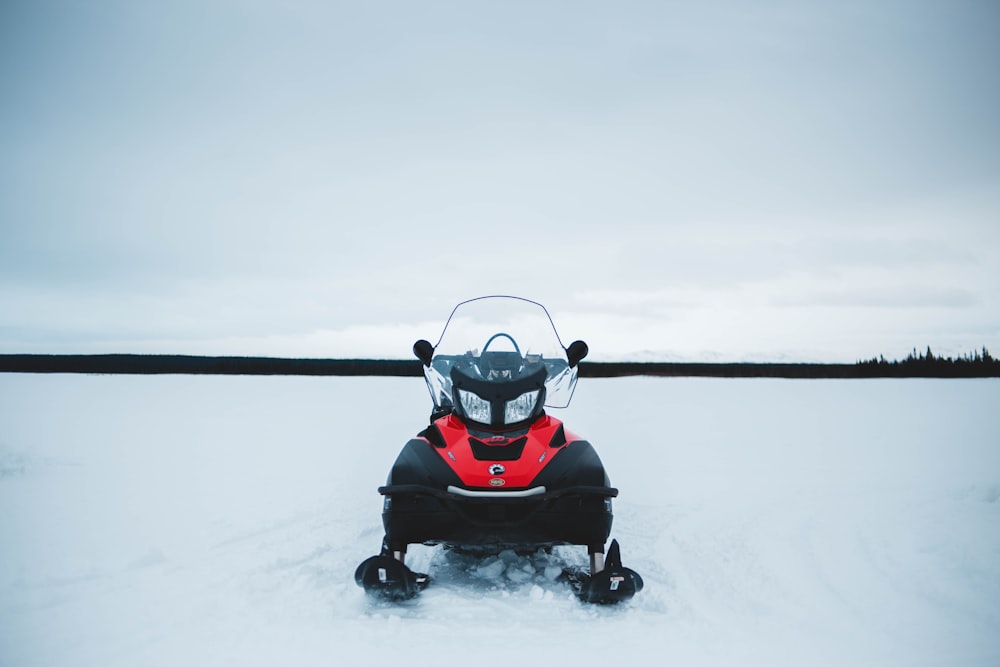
[423, 296, 579, 411]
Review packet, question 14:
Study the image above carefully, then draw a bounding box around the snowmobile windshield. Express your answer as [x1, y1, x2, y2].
[422, 296, 580, 419]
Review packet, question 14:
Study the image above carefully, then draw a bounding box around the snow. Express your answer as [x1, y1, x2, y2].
[1, 373, 998, 666]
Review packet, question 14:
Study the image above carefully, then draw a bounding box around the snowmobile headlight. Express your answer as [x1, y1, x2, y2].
[504, 390, 540, 424]
[458, 389, 491, 423]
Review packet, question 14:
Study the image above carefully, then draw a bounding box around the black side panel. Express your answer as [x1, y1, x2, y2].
[530, 441, 612, 489]
[385, 439, 463, 489]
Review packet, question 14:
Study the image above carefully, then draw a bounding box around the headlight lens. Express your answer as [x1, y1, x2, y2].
[504, 390, 540, 424]
[458, 388, 540, 425]
[458, 389, 491, 423]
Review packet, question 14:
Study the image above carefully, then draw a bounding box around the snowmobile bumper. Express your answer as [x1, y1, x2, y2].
[379, 483, 616, 554]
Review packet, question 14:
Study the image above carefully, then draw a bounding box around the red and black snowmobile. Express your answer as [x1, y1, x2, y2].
[355, 296, 643, 604]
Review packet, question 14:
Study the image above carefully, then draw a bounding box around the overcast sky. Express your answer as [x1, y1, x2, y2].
[2, 0, 998, 361]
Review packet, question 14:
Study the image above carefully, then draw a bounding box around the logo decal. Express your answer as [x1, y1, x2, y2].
[489, 478, 506, 487]
[488, 464, 506, 475]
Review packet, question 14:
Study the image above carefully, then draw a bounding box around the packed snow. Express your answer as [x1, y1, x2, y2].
[1, 373, 998, 666]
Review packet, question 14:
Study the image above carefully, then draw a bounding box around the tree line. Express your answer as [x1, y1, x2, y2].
[1, 348, 997, 378]
[855, 346, 998, 377]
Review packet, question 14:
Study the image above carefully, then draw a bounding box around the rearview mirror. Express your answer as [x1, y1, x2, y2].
[566, 340, 589, 368]
[413, 339, 434, 366]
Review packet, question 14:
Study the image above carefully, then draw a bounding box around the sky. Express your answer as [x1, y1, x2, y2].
[1, 0, 998, 362]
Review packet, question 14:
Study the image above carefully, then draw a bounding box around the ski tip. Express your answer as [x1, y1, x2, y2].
[355, 555, 426, 601]
[606, 539, 623, 569]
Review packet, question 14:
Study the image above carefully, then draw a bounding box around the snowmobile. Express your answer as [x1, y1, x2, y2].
[355, 296, 643, 604]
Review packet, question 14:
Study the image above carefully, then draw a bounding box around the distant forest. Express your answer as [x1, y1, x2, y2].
[854, 346, 998, 378]
[1, 348, 997, 378]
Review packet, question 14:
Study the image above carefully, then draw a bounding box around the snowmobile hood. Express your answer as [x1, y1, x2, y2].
[427, 413, 570, 490]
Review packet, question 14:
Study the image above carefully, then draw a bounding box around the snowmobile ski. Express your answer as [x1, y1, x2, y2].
[354, 554, 429, 601]
[562, 539, 644, 604]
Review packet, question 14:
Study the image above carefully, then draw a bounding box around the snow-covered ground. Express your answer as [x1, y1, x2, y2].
[1, 373, 998, 666]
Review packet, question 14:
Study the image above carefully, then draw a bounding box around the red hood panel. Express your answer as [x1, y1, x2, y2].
[427, 414, 575, 489]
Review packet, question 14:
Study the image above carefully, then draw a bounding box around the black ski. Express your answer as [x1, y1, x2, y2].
[355, 554, 429, 601]
[561, 540, 644, 604]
